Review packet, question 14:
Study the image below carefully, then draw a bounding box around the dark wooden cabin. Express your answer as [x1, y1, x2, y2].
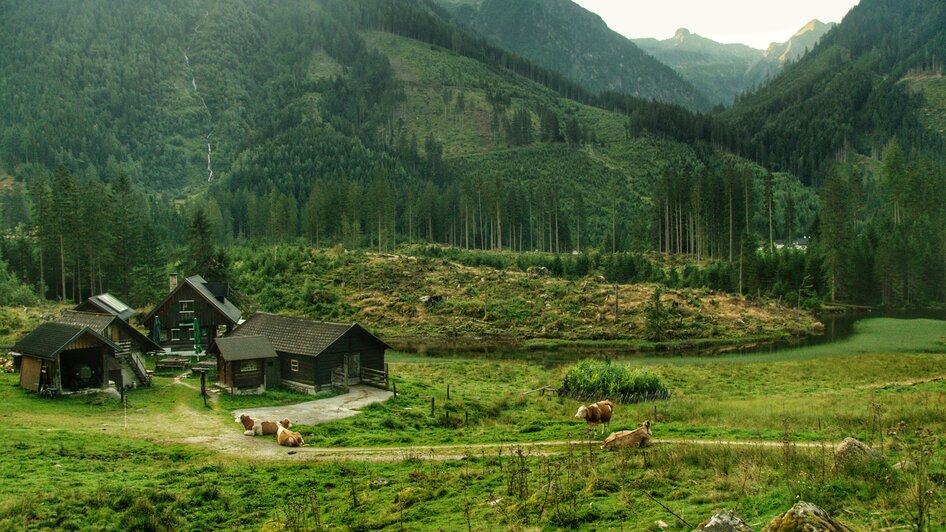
[57, 310, 161, 387]
[209, 335, 279, 393]
[75, 293, 136, 322]
[227, 313, 390, 393]
[141, 275, 241, 351]
[11, 323, 119, 394]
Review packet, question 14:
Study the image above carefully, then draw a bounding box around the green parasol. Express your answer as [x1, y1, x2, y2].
[193, 317, 201, 356]
[152, 316, 162, 343]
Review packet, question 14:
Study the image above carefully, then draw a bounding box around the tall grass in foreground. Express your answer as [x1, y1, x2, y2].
[560, 359, 669, 403]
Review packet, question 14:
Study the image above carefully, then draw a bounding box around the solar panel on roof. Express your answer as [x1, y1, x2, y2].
[97, 293, 130, 313]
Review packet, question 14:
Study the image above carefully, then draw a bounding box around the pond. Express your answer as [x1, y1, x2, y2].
[391, 309, 946, 367]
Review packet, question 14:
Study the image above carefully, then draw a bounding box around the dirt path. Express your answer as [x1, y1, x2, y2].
[170, 429, 831, 463]
[230, 385, 394, 425]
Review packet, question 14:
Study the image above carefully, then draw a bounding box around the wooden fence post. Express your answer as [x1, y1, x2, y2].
[447, 384, 451, 400]
[430, 396, 435, 416]
[392, 380, 397, 397]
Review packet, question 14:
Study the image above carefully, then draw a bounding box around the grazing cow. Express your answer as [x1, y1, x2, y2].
[574, 400, 614, 434]
[602, 420, 652, 450]
[276, 424, 305, 447]
[237, 414, 292, 436]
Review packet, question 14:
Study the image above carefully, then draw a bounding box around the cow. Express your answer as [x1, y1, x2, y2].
[237, 414, 292, 436]
[574, 400, 614, 434]
[276, 423, 305, 447]
[602, 420, 652, 450]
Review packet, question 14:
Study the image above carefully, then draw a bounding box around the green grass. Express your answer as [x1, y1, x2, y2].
[1, 317, 945, 529]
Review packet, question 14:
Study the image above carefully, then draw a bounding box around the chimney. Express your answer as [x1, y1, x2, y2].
[169, 273, 178, 293]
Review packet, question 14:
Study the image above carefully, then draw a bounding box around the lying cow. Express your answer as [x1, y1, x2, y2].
[276, 423, 305, 447]
[602, 420, 652, 450]
[237, 414, 292, 436]
[574, 400, 614, 434]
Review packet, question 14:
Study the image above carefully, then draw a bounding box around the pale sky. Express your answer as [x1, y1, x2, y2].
[572, 0, 861, 49]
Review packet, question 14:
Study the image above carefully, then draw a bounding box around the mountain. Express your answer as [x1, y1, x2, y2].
[0, 0, 788, 252]
[438, 0, 712, 111]
[720, 0, 945, 183]
[634, 21, 835, 106]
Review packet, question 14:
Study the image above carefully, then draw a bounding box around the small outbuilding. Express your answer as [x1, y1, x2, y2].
[11, 323, 119, 394]
[209, 335, 279, 393]
[226, 313, 390, 393]
[74, 293, 136, 322]
[57, 310, 161, 387]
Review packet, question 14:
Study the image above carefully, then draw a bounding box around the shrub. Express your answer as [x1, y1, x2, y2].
[560, 359, 668, 403]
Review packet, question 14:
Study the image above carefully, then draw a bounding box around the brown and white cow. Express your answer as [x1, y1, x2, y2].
[574, 400, 614, 434]
[602, 420, 652, 450]
[237, 414, 292, 436]
[276, 423, 305, 447]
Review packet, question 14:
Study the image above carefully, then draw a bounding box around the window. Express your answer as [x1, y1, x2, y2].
[290, 359, 300, 372]
[240, 361, 258, 372]
[178, 300, 195, 322]
[170, 328, 180, 341]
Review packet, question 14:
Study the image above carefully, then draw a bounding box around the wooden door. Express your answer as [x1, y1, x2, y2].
[345, 353, 360, 385]
[20, 357, 42, 391]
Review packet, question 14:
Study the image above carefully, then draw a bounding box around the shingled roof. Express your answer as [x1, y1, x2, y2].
[211, 335, 278, 362]
[11, 323, 118, 361]
[228, 313, 390, 357]
[57, 310, 162, 353]
[76, 293, 136, 321]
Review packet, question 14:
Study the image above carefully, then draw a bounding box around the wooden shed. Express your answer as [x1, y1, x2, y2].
[75, 293, 136, 322]
[226, 313, 390, 393]
[209, 335, 279, 393]
[11, 323, 119, 394]
[141, 275, 241, 351]
[57, 310, 161, 387]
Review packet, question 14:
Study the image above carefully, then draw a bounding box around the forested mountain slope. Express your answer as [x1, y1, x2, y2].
[634, 21, 834, 107]
[719, 0, 945, 184]
[439, 0, 711, 111]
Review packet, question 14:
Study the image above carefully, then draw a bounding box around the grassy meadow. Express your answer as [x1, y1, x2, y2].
[1, 317, 945, 530]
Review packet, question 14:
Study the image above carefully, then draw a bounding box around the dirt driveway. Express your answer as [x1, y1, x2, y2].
[231, 385, 393, 426]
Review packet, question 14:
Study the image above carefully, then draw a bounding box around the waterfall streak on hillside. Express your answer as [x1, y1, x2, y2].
[183, 12, 216, 182]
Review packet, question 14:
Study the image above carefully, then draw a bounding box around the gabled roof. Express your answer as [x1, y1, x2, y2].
[11, 323, 118, 361]
[75, 293, 136, 321]
[57, 310, 163, 353]
[228, 313, 390, 358]
[211, 335, 278, 362]
[142, 274, 241, 325]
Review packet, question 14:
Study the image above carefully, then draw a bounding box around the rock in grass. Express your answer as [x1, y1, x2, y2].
[695, 510, 755, 531]
[763, 501, 852, 531]
[834, 437, 880, 466]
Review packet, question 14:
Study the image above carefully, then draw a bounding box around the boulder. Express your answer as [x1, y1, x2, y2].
[834, 437, 880, 466]
[526, 266, 550, 277]
[892, 460, 915, 471]
[695, 510, 755, 531]
[763, 501, 852, 531]
[419, 295, 444, 306]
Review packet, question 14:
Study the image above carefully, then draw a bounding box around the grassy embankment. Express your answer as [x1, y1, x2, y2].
[230, 245, 819, 348]
[2, 317, 944, 529]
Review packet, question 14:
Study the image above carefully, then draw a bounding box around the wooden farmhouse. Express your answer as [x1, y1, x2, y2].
[208, 335, 279, 393]
[74, 293, 136, 321]
[216, 313, 390, 394]
[12, 323, 120, 394]
[141, 274, 241, 351]
[57, 310, 160, 388]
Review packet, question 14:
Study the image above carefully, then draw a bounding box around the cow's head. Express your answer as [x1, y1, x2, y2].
[237, 414, 254, 430]
[279, 418, 292, 429]
[574, 405, 588, 419]
[642, 420, 652, 436]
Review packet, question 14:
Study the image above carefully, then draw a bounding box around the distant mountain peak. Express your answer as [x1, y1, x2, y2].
[764, 19, 835, 63]
[673, 28, 691, 40]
